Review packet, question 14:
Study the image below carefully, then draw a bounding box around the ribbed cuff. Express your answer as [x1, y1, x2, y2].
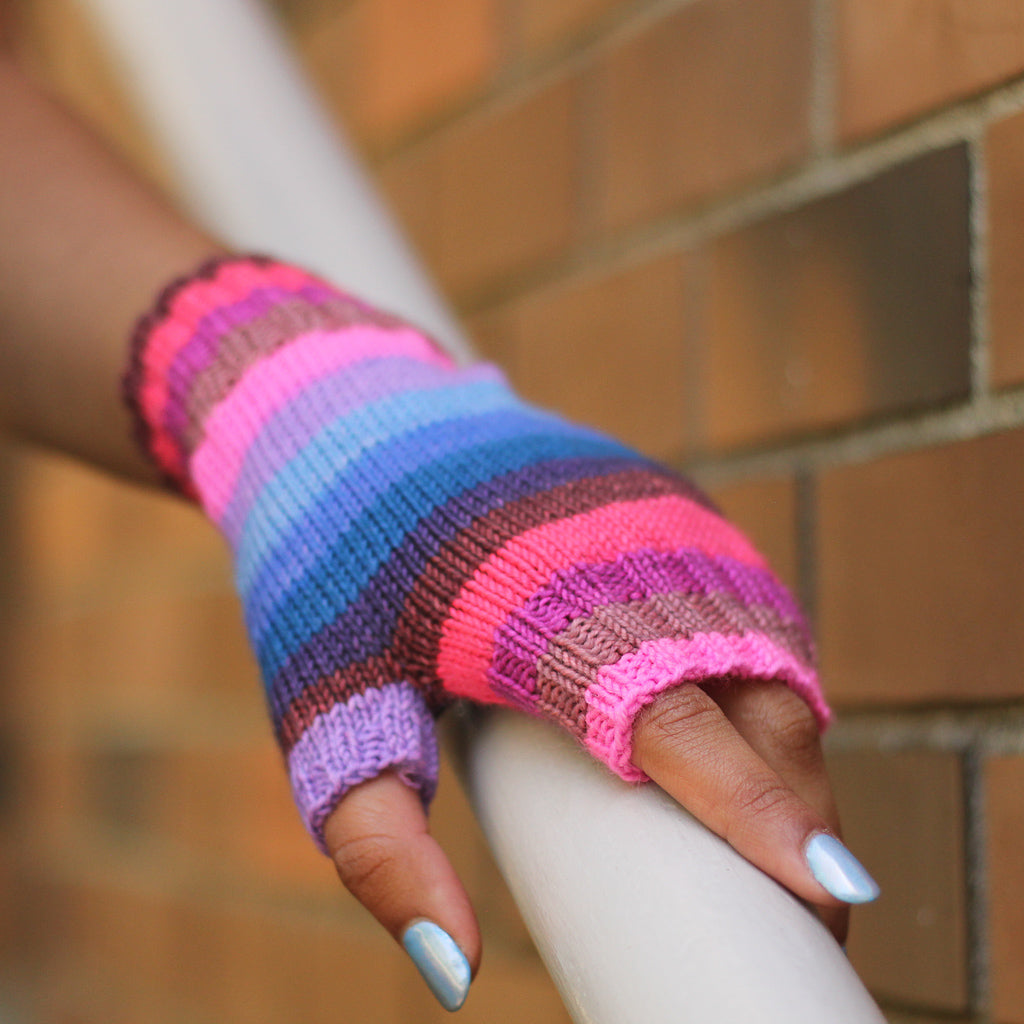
[582, 632, 828, 781]
[285, 681, 440, 853]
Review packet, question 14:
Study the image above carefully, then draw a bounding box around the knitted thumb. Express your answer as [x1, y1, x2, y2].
[124, 256, 829, 853]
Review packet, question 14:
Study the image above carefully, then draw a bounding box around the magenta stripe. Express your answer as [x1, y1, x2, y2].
[487, 549, 809, 704]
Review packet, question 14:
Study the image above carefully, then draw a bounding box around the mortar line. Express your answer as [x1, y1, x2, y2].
[454, 73, 1024, 317]
[825, 705, 1024, 754]
[683, 387, 1024, 487]
[967, 129, 992, 402]
[963, 746, 992, 1015]
[809, 0, 837, 157]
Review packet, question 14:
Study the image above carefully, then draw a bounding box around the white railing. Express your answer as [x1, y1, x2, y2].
[74, 1, 887, 1019]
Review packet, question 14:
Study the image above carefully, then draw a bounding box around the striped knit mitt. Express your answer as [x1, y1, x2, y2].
[124, 255, 828, 851]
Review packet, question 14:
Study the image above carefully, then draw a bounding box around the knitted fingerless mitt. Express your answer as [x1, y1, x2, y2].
[125, 255, 828, 850]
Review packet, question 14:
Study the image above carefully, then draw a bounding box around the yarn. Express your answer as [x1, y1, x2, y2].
[125, 255, 827, 851]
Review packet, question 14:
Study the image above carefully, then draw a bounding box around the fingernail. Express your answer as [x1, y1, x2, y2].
[805, 833, 880, 904]
[402, 920, 471, 1012]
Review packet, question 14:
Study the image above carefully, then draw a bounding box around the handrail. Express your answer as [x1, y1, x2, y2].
[74, 1, 886, 1018]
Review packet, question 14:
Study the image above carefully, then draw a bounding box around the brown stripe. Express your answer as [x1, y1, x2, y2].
[393, 467, 699, 687]
[277, 649, 405, 750]
[181, 294, 408, 454]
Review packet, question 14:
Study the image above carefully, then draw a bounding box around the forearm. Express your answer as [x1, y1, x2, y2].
[0, 54, 222, 483]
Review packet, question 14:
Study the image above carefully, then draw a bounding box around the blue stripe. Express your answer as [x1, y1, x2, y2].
[247, 431, 638, 685]
[221, 359, 504, 536]
[261, 456, 652, 710]
[230, 375, 515, 556]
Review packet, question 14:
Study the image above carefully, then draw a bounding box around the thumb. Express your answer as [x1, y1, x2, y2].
[322, 772, 480, 1012]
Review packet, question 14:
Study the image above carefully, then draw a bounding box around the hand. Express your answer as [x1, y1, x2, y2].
[321, 679, 872, 1010]
[124, 256, 876, 1010]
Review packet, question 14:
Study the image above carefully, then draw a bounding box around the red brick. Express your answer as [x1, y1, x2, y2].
[240, 907, 404, 1024]
[838, 0, 1024, 142]
[519, 0, 630, 54]
[986, 108, 1024, 389]
[14, 744, 87, 851]
[140, 742, 335, 895]
[703, 147, 971, 450]
[301, 0, 500, 149]
[706, 477, 799, 592]
[27, 877, 178, 1024]
[827, 750, 968, 1011]
[507, 254, 691, 460]
[380, 78, 580, 300]
[818, 429, 1024, 706]
[10, 453, 228, 615]
[8, 590, 261, 735]
[24, 869, 404, 1024]
[596, 0, 812, 233]
[986, 755, 1024, 1023]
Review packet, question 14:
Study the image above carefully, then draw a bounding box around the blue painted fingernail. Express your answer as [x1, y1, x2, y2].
[806, 834, 880, 904]
[402, 920, 471, 1012]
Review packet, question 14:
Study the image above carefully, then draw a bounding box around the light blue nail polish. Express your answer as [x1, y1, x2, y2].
[402, 921, 472, 1012]
[806, 833, 881, 904]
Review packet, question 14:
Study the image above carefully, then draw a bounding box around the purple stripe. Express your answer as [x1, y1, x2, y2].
[487, 549, 811, 706]
[286, 680, 439, 852]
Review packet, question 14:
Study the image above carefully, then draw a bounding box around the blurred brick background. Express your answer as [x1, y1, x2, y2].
[2, 1, 1024, 1021]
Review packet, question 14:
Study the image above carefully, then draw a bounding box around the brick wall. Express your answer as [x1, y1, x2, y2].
[3, 1, 1024, 1021]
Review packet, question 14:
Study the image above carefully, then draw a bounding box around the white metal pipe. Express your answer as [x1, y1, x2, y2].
[465, 710, 886, 1024]
[76, 0, 471, 359]
[75, 1, 887, 1019]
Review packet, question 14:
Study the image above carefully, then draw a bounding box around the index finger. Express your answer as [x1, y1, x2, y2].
[632, 684, 878, 917]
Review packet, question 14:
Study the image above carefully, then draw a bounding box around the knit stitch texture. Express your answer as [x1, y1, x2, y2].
[124, 255, 829, 850]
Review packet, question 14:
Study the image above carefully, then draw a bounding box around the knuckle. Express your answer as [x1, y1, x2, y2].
[724, 778, 794, 844]
[641, 685, 721, 740]
[733, 778, 791, 819]
[331, 832, 401, 894]
[765, 691, 823, 765]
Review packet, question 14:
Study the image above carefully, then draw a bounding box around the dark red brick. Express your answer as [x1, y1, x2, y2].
[596, 0, 813, 232]
[703, 147, 972, 450]
[818, 429, 1024, 706]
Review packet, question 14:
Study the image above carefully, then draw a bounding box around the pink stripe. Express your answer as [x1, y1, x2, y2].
[583, 633, 829, 780]
[189, 325, 452, 520]
[435, 496, 767, 703]
[139, 261, 313, 437]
